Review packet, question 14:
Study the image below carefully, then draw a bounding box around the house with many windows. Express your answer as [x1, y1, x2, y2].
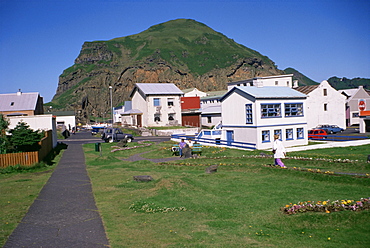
[219, 86, 308, 150]
[130, 83, 183, 127]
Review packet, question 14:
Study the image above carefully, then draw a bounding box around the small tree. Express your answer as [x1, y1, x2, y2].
[0, 114, 10, 154]
[9, 122, 44, 152]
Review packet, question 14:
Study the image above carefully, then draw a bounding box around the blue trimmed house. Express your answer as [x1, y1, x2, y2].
[219, 86, 308, 150]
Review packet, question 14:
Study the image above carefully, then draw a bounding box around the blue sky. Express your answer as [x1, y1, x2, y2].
[0, 0, 369, 102]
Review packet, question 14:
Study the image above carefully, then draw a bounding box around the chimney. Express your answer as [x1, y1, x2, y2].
[293, 80, 299, 88]
[16, 89, 22, 96]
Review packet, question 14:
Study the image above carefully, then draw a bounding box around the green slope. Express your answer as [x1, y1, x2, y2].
[284, 67, 318, 86]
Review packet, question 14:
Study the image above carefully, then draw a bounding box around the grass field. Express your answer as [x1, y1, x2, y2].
[84, 142, 370, 247]
[0, 149, 63, 246]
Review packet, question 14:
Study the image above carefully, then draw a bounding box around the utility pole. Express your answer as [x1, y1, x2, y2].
[109, 86, 113, 127]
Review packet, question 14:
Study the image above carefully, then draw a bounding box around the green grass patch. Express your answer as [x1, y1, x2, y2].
[0, 146, 64, 246]
[84, 142, 370, 247]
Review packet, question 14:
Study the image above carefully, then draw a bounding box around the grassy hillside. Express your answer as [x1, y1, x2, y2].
[89, 19, 278, 76]
[284, 67, 318, 86]
[328, 77, 370, 90]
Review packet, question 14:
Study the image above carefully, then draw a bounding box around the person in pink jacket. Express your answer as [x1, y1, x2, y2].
[272, 134, 287, 168]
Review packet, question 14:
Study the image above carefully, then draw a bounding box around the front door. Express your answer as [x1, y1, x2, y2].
[137, 115, 142, 127]
[226, 130, 234, 146]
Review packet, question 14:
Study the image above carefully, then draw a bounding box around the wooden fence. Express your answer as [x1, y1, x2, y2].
[0, 130, 53, 168]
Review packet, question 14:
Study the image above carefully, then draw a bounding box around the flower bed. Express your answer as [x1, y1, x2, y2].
[281, 197, 370, 215]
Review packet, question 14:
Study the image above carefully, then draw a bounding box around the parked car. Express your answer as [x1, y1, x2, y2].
[91, 127, 104, 135]
[101, 128, 134, 143]
[308, 129, 328, 139]
[316, 125, 344, 134]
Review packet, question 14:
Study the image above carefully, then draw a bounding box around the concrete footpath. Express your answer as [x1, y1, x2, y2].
[4, 133, 110, 247]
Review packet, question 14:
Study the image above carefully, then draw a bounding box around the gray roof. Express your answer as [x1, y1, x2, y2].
[221, 86, 306, 102]
[132, 83, 183, 96]
[0, 92, 40, 111]
[121, 109, 142, 115]
[201, 105, 222, 114]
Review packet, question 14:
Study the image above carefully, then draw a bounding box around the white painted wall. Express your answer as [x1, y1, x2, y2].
[7, 114, 58, 148]
[55, 115, 76, 131]
[305, 81, 346, 129]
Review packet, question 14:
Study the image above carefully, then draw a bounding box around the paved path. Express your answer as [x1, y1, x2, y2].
[4, 132, 109, 248]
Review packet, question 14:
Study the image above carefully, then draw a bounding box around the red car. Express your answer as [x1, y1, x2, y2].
[308, 129, 327, 139]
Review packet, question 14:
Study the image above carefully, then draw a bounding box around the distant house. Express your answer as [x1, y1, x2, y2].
[130, 83, 183, 127]
[181, 96, 201, 127]
[182, 88, 207, 97]
[339, 86, 370, 126]
[200, 90, 227, 108]
[0, 90, 57, 147]
[0, 90, 44, 117]
[219, 86, 308, 150]
[227, 74, 297, 91]
[295, 80, 346, 130]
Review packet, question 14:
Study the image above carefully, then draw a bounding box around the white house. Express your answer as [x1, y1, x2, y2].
[182, 88, 207, 97]
[339, 86, 370, 126]
[219, 86, 308, 150]
[295, 80, 346, 130]
[227, 74, 297, 91]
[130, 83, 184, 127]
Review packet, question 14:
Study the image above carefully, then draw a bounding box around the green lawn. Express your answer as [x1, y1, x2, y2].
[85, 142, 370, 247]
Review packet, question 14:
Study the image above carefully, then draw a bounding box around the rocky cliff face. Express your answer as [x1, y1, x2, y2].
[51, 19, 284, 123]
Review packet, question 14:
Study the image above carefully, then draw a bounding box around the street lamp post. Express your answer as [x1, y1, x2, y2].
[109, 86, 113, 127]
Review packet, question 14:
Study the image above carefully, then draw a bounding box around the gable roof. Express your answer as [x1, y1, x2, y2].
[295, 85, 319, 95]
[220, 86, 306, 102]
[0, 92, 40, 112]
[130, 83, 183, 97]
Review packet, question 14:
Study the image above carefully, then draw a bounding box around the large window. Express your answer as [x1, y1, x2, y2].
[285, 103, 303, 117]
[245, 104, 253, 124]
[297, 128, 304, 139]
[262, 130, 270, 142]
[261, 103, 281, 118]
[153, 98, 161, 106]
[286, 129, 293, 140]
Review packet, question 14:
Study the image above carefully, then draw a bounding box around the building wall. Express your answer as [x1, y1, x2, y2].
[1, 110, 35, 116]
[305, 81, 346, 129]
[132, 92, 147, 126]
[347, 87, 370, 125]
[182, 114, 200, 127]
[55, 116, 76, 131]
[201, 114, 221, 128]
[7, 114, 58, 148]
